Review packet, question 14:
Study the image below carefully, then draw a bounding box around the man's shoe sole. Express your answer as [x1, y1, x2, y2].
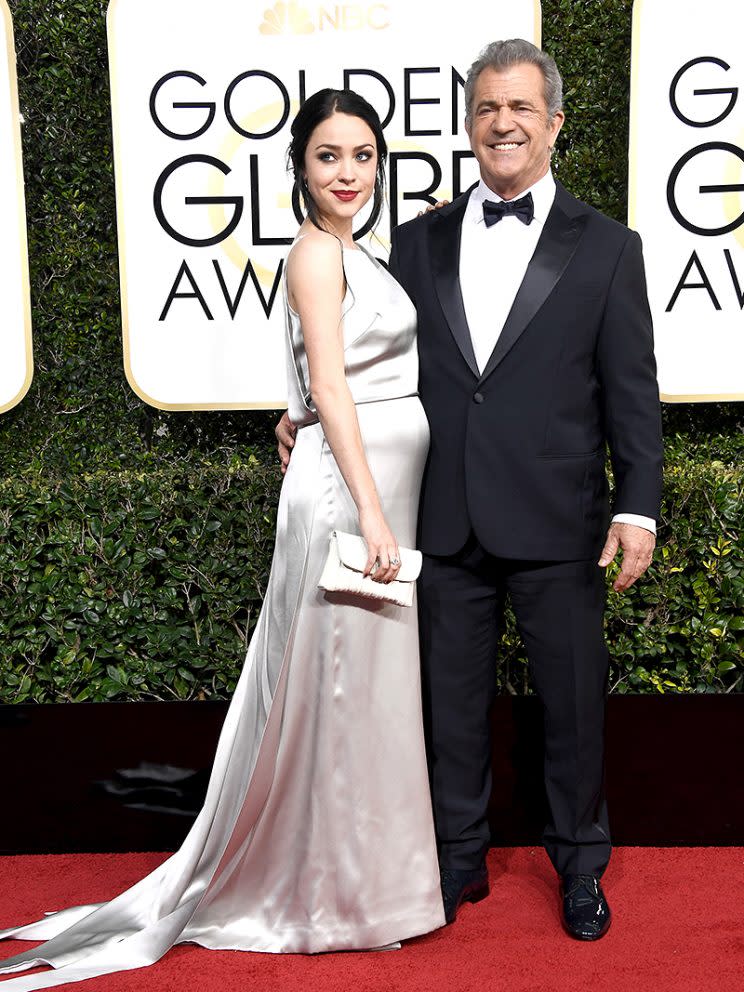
[561, 914, 612, 941]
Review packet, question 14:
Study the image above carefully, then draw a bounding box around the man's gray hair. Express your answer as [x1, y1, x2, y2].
[464, 39, 564, 124]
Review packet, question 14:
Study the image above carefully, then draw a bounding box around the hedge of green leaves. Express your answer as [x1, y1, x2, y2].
[0, 0, 741, 701]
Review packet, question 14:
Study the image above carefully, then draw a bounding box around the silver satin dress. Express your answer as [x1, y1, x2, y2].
[0, 242, 445, 989]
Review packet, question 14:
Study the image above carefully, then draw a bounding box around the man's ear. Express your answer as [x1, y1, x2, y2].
[549, 110, 565, 148]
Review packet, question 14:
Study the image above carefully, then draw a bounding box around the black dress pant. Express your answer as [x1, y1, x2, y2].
[418, 535, 611, 878]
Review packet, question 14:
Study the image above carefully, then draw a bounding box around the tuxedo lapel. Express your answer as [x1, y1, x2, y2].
[429, 195, 480, 378]
[478, 183, 588, 383]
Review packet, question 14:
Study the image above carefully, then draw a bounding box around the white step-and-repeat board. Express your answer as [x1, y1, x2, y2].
[107, 0, 541, 410]
[630, 0, 744, 402]
[0, 0, 32, 415]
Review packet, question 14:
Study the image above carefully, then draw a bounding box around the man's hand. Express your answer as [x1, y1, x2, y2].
[275, 411, 297, 475]
[598, 522, 656, 592]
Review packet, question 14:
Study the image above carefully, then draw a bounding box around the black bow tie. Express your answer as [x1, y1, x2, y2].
[482, 192, 534, 227]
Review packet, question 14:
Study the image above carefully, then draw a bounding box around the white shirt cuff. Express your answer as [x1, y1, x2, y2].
[611, 513, 657, 535]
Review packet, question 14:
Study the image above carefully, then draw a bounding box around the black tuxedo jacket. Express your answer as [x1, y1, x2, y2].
[390, 181, 663, 561]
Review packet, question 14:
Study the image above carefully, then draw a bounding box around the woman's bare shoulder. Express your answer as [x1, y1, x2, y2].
[288, 228, 343, 272]
[287, 229, 345, 307]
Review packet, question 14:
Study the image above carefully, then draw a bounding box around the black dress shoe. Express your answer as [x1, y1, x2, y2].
[440, 864, 489, 924]
[561, 874, 612, 941]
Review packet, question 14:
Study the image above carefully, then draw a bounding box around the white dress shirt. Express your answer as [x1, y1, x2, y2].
[460, 170, 555, 373]
[458, 170, 656, 536]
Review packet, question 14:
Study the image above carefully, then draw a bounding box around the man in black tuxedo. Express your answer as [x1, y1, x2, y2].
[387, 39, 662, 940]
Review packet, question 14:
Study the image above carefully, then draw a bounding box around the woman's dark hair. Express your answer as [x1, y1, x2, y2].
[288, 88, 388, 234]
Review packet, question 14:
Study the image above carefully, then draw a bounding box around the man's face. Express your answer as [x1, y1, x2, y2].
[465, 63, 565, 200]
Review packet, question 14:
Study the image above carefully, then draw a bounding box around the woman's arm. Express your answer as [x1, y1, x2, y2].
[286, 234, 400, 583]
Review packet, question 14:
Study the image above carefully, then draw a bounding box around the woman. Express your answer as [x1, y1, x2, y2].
[0, 89, 444, 990]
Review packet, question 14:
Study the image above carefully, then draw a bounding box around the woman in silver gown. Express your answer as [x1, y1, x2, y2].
[0, 90, 444, 989]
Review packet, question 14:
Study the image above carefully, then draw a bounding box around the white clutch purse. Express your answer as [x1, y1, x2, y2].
[318, 531, 423, 607]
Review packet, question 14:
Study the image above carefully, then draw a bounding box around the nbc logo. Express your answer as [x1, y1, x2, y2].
[259, 2, 315, 34]
[259, 1, 390, 34]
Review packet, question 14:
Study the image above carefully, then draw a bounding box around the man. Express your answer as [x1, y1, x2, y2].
[278, 40, 663, 941]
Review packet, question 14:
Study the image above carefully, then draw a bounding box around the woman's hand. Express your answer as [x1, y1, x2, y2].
[416, 199, 450, 217]
[359, 506, 401, 584]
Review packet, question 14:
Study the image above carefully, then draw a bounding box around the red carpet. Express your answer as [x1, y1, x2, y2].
[1, 848, 742, 992]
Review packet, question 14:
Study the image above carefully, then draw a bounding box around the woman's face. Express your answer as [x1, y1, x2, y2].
[302, 111, 378, 228]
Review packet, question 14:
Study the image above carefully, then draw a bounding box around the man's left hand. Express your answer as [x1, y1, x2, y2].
[598, 522, 655, 592]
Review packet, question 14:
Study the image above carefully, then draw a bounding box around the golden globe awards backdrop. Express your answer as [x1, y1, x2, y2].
[629, 0, 744, 402]
[0, 0, 33, 415]
[107, 0, 541, 410]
